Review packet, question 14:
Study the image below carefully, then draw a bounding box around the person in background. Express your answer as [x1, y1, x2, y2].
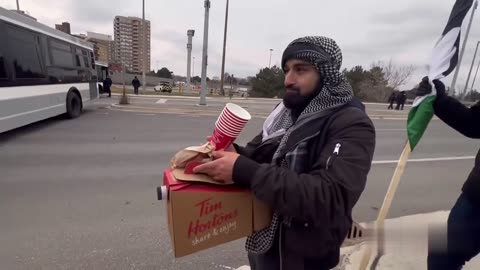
[388, 92, 397, 110]
[103, 76, 112, 98]
[396, 91, 407, 110]
[132, 76, 141, 95]
[416, 77, 480, 270]
[193, 36, 376, 270]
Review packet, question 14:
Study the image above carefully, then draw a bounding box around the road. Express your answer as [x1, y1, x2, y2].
[0, 95, 477, 270]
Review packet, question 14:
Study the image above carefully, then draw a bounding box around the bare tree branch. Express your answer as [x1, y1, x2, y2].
[376, 60, 416, 90]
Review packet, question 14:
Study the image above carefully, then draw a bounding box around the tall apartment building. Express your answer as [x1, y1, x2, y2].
[113, 16, 151, 73]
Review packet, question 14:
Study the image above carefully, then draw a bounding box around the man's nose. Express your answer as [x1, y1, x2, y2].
[284, 72, 295, 88]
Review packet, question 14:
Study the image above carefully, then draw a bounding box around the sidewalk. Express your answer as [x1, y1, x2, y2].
[236, 211, 480, 270]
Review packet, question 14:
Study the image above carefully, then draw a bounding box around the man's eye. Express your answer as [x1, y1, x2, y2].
[296, 68, 306, 73]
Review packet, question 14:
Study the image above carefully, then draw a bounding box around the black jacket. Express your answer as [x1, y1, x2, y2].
[103, 78, 112, 90]
[433, 95, 480, 205]
[132, 78, 141, 88]
[232, 100, 376, 269]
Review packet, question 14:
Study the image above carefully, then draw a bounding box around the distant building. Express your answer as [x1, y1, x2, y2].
[113, 16, 151, 74]
[55, 22, 71, 34]
[73, 32, 114, 64]
[86, 32, 114, 64]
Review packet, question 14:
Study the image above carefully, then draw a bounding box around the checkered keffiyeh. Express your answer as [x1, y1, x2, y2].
[246, 36, 353, 254]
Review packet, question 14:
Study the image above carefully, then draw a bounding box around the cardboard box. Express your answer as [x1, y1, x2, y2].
[163, 169, 271, 258]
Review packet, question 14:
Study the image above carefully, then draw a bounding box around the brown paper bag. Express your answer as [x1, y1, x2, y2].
[170, 142, 215, 170]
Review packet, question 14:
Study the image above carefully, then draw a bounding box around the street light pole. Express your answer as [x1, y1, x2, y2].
[142, 0, 147, 93]
[16, 0, 20, 11]
[463, 41, 480, 98]
[470, 57, 480, 92]
[193, 57, 195, 78]
[220, 0, 230, 96]
[450, 0, 478, 95]
[269, 49, 273, 68]
[199, 0, 210, 106]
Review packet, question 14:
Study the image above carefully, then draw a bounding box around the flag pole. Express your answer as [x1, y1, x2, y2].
[358, 140, 412, 270]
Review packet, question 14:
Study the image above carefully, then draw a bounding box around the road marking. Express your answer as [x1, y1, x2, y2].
[138, 113, 156, 116]
[155, 99, 168, 104]
[373, 156, 476, 165]
[211, 263, 236, 270]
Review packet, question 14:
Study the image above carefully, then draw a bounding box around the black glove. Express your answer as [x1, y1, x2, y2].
[432, 80, 446, 97]
[416, 76, 446, 97]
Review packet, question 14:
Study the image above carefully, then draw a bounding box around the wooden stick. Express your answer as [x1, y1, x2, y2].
[358, 140, 412, 270]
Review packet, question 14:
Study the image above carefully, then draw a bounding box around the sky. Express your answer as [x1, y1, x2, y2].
[2, 0, 480, 91]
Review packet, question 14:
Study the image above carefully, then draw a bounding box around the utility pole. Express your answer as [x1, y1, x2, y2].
[199, 0, 210, 106]
[450, 0, 478, 95]
[16, 0, 20, 11]
[142, 0, 147, 93]
[470, 57, 480, 93]
[269, 49, 273, 68]
[186, 30, 195, 92]
[463, 41, 480, 98]
[220, 0, 230, 96]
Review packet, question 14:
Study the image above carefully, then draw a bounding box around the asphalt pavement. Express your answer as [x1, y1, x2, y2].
[0, 97, 477, 270]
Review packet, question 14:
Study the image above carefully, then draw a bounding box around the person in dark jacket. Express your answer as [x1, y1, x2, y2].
[132, 76, 141, 95]
[194, 36, 376, 270]
[395, 91, 407, 110]
[388, 92, 397, 110]
[103, 76, 112, 97]
[416, 77, 480, 270]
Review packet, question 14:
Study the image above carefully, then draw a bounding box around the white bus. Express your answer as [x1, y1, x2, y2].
[0, 7, 99, 133]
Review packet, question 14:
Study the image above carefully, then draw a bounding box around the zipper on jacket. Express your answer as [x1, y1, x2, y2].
[326, 143, 342, 170]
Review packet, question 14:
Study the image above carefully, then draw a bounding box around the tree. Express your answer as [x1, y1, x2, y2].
[250, 66, 285, 98]
[157, 67, 174, 79]
[344, 66, 367, 97]
[344, 64, 397, 102]
[376, 60, 416, 90]
[357, 65, 392, 102]
[192, 76, 201, 83]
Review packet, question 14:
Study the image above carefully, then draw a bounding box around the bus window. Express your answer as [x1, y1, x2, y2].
[6, 25, 45, 79]
[51, 47, 74, 67]
[75, 55, 82, 67]
[0, 53, 6, 79]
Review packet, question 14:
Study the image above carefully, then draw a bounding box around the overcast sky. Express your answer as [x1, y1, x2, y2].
[2, 0, 480, 90]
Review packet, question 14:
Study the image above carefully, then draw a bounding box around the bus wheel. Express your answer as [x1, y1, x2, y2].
[66, 91, 82, 119]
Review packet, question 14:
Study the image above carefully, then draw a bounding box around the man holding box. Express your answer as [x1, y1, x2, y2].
[194, 36, 376, 270]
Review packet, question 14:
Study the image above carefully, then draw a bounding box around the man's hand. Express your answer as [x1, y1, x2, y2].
[193, 151, 240, 183]
[416, 76, 446, 97]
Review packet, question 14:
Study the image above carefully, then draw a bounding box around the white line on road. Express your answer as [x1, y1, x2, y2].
[155, 99, 168, 104]
[373, 156, 476, 165]
[211, 263, 236, 269]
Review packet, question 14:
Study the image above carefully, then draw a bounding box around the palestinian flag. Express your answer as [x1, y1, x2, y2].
[407, 0, 476, 150]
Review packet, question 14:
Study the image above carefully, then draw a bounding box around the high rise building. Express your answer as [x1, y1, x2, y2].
[55, 22, 71, 34]
[113, 16, 151, 73]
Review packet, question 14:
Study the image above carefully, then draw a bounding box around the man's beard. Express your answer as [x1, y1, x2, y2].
[283, 88, 314, 110]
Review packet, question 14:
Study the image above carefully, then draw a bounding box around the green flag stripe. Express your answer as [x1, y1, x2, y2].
[407, 96, 436, 151]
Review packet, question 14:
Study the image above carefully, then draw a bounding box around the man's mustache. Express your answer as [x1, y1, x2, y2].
[285, 88, 300, 93]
